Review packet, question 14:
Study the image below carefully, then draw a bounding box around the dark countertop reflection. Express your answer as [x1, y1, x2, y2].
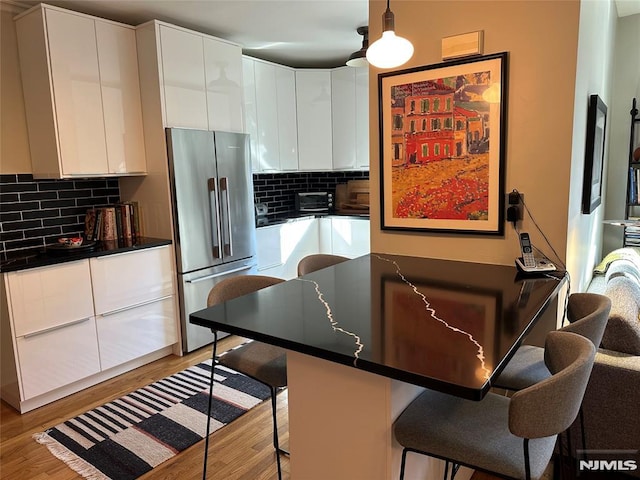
[0, 237, 172, 273]
[190, 253, 567, 400]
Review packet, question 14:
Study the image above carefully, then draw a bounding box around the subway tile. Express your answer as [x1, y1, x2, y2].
[43, 216, 79, 227]
[58, 189, 92, 199]
[2, 219, 42, 231]
[0, 174, 18, 183]
[4, 237, 44, 251]
[2, 202, 40, 212]
[0, 212, 21, 223]
[20, 191, 58, 201]
[23, 226, 63, 238]
[22, 209, 60, 220]
[16, 174, 34, 182]
[38, 181, 76, 191]
[0, 231, 24, 242]
[0, 183, 37, 193]
[40, 199, 76, 209]
[0, 193, 19, 203]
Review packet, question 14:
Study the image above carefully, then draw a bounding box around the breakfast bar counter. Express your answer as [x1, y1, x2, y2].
[190, 254, 566, 479]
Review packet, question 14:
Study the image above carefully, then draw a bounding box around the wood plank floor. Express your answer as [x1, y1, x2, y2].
[0, 336, 500, 479]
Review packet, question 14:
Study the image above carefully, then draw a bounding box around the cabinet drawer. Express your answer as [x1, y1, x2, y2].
[91, 246, 174, 314]
[96, 295, 178, 370]
[16, 316, 100, 400]
[6, 260, 94, 337]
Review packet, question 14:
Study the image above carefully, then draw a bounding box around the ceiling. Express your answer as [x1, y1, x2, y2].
[12, 0, 369, 68]
[11, 0, 640, 69]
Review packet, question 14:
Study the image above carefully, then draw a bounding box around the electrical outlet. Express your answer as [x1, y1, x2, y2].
[505, 191, 523, 224]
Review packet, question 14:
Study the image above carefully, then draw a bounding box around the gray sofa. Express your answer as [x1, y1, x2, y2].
[569, 248, 640, 474]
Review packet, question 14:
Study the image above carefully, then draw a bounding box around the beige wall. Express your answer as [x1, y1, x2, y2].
[1, 1, 31, 173]
[368, 0, 581, 267]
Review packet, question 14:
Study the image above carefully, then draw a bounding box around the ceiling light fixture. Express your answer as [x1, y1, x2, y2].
[366, 0, 414, 69]
[346, 26, 369, 67]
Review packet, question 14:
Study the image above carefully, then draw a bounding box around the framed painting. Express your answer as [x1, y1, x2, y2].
[378, 52, 508, 234]
[582, 94, 607, 214]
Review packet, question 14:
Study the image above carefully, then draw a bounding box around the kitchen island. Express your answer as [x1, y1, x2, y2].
[190, 253, 566, 479]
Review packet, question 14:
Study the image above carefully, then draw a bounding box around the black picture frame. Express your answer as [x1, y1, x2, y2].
[582, 94, 607, 214]
[378, 52, 508, 235]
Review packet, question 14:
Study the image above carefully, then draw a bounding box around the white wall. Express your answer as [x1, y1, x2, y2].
[603, 13, 640, 253]
[566, 0, 619, 292]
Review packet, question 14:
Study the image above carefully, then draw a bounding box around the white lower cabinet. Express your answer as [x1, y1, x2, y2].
[17, 317, 101, 399]
[97, 296, 176, 370]
[330, 217, 371, 258]
[257, 217, 369, 279]
[0, 245, 178, 413]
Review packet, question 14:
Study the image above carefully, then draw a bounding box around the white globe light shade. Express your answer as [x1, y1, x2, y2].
[366, 31, 414, 69]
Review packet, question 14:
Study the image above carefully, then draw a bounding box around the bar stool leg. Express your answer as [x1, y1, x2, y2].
[202, 331, 219, 480]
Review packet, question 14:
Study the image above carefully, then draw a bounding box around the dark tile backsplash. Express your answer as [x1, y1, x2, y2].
[0, 174, 120, 259]
[0, 170, 369, 259]
[253, 171, 369, 220]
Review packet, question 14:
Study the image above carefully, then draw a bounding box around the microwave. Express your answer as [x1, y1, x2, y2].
[295, 192, 333, 213]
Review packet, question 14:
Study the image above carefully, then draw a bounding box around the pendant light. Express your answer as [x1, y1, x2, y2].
[346, 26, 369, 67]
[366, 0, 414, 69]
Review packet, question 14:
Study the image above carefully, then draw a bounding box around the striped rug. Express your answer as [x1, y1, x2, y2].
[33, 358, 271, 480]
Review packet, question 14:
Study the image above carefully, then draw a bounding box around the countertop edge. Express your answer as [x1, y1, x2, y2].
[0, 237, 173, 273]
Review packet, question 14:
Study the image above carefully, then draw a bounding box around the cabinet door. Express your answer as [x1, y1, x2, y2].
[90, 246, 175, 315]
[6, 260, 94, 337]
[257, 225, 284, 271]
[45, 9, 108, 176]
[331, 67, 357, 170]
[331, 218, 370, 258]
[96, 21, 147, 174]
[159, 25, 208, 129]
[17, 317, 100, 399]
[296, 70, 333, 171]
[242, 57, 260, 172]
[276, 66, 299, 171]
[97, 296, 177, 370]
[255, 61, 280, 171]
[204, 37, 244, 133]
[355, 67, 370, 169]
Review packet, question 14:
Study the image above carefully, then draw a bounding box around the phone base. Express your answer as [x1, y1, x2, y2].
[515, 257, 556, 273]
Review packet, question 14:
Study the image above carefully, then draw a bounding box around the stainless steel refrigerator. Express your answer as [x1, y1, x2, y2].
[166, 128, 257, 353]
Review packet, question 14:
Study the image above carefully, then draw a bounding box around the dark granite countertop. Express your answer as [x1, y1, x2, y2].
[0, 237, 172, 273]
[191, 253, 567, 400]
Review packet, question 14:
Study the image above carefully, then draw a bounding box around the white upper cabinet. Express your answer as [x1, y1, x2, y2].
[355, 67, 370, 169]
[158, 23, 244, 132]
[96, 21, 147, 174]
[254, 60, 280, 171]
[331, 66, 369, 170]
[296, 70, 333, 171]
[242, 57, 260, 171]
[243, 56, 298, 172]
[14, 4, 147, 178]
[331, 67, 357, 170]
[159, 25, 208, 129]
[275, 66, 299, 171]
[204, 37, 244, 133]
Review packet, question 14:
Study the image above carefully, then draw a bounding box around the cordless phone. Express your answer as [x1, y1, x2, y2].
[519, 233, 536, 268]
[515, 232, 556, 273]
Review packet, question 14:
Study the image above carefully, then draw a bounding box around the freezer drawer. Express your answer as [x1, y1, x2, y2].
[179, 261, 257, 352]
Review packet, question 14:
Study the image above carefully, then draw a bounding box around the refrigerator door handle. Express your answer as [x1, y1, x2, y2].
[219, 177, 233, 257]
[208, 177, 222, 259]
[185, 264, 253, 283]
